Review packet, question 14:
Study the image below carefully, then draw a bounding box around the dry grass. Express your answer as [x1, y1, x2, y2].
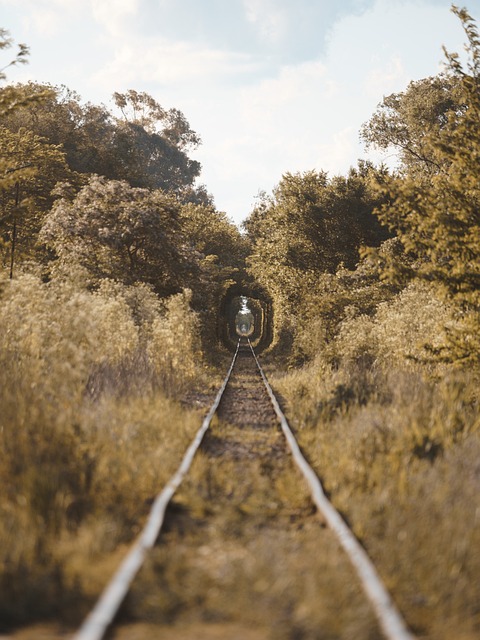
[120, 363, 382, 640]
[0, 270, 211, 631]
[3, 262, 479, 639]
[272, 357, 480, 639]
[0, 362, 204, 629]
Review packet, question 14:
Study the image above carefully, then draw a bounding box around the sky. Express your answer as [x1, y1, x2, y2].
[0, 0, 475, 225]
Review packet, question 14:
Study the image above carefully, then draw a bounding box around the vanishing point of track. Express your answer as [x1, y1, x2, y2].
[73, 340, 415, 640]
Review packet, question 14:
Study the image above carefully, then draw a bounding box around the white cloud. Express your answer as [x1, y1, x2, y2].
[28, 8, 63, 36]
[364, 55, 408, 99]
[243, 0, 288, 44]
[92, 38, 257, 90]
[239, 60, 332, 137]
[90, 0, 140, 37]
[191, 58, 346, 219]
[1, 0, 80, 36]
[315, 127, 358, 174]
[196, 1, 468, 222]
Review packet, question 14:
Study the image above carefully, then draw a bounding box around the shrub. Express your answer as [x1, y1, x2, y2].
[0, 268, 205, 627]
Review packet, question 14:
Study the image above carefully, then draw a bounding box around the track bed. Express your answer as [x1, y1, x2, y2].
[109, 346, 381, 639]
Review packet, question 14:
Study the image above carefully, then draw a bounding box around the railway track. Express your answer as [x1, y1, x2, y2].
[73, 340, 415, 640]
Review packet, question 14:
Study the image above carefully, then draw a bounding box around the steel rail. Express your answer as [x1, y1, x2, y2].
[72, 340, 241, 640]
[248, 340, 415, 640]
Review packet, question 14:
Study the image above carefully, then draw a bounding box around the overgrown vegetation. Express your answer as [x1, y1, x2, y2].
[0, 29, 243, 630]
[244, 6, 480, 638]
[0, 269, 218, 625]
[1, 4, 479, 638]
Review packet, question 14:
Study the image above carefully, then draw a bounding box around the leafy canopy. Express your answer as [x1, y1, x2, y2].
[1, 82, 204, 200]
[40, 176, 196, 295]
[364, 5, 480, 362]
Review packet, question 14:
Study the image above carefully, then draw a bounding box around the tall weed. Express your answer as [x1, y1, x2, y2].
[0, 269, 206, 628]
[336, 281, 454, 367]
[272, 282, 480, 639]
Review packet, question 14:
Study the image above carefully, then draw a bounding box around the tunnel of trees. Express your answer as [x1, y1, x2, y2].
[218, 281, 273, 352]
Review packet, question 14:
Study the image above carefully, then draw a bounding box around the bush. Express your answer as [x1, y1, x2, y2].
[0, 269, 205, 627]
[335, 280, 454, 368]
[272, 334, 480, 639]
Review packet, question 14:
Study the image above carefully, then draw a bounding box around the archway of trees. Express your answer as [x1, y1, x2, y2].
[218, 281, 273, 352]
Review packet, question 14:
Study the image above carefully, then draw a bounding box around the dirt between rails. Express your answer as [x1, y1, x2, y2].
[110, 346, 383, 640]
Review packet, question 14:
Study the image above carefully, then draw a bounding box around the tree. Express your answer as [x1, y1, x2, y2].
[361, 74, 462, 176]
[0, 35, 53, 193]
[1, 83, 203, 197]
[113, 90, 200, 150]
[365, 6, 480, 362]
[0, 126, 73, 274]
[1, 82, 125, 184]
[40, 176, 196, 295]
[0, 28, 29, 117]
[180, 203, 249, 271]
[244, 164, 388, 296]
[111, 91, 201, 195]
[177, 203, 250, 348]
[243, 164, 389, 352]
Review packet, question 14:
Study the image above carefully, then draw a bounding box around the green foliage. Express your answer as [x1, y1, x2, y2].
[246, 164, 387, 276]
[1, 82, 203, 198]
[0, 126, 74, 269]
[40, 176, 195, 294]
[244, 164, 390, 353]
[113, 89, 201, 151]
[364, 6, 480, 363]
[335, 280, 454, 367]
[0, 28, 29, 80]
[2, 82, 120, 178]
[178, 202, 250, 352]
[360, 74, 461, 176]
[180, 202, 249, 271]
[288, 257, 398, 364]
[0, 33, 54, 199]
